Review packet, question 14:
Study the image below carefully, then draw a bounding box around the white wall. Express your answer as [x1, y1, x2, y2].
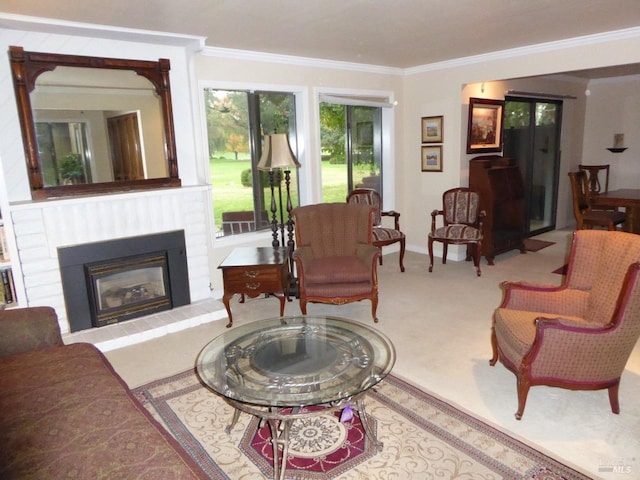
[401, 31, 640, 250]
[581, 75, 640, 189]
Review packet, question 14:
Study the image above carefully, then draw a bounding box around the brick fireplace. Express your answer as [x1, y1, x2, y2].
[59, 230, 191, 332]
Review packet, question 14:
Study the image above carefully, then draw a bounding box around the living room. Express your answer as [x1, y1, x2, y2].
[1, 3, 639, 478]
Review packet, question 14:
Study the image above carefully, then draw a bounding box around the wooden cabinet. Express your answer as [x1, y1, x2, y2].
[469, 155, 525, 265]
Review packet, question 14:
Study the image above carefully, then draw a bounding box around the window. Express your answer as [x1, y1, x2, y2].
[204, 89, 298, 237]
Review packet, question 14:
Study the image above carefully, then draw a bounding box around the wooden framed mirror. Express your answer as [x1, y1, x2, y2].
[9, 45, 180, 199]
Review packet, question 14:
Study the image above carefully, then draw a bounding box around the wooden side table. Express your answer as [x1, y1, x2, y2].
[218, 247, 290, 327]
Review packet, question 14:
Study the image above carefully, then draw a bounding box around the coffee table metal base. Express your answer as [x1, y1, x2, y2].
[224, 393, 381, 480]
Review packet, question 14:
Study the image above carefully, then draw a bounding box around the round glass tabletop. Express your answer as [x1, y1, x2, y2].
[196, 315, 396, 407]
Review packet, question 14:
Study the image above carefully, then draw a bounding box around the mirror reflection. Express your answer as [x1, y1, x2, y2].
[32, 67, 166, 187]
[9, 46, 180, 199]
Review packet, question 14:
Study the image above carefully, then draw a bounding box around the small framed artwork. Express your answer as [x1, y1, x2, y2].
[466, 97, 504, 153]
[421, 115, 443, 143]
[421, 145, 443, 172]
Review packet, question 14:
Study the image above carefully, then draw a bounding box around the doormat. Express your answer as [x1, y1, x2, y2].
[524, 238, 555, 252]
[132, 369, 592, 479]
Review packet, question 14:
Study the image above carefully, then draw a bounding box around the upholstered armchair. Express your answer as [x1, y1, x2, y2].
[490, 230, 640, 420]
[428, 187, 485, 276]
[292, 203, 381, 322]
[346, 188, 406, 272]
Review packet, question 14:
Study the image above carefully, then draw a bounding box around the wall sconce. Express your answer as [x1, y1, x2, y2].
[607, 133, 627, 153]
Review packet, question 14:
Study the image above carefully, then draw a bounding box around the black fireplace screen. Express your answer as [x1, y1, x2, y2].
[86, 252, 171, 327]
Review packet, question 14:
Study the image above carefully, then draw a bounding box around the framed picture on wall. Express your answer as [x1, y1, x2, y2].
[466, 97, 504, 153]
[421, 115, 443, 143]
[421, 145, 442, 172]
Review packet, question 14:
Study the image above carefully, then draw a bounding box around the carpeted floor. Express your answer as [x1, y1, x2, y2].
[132, 369, 592, 480]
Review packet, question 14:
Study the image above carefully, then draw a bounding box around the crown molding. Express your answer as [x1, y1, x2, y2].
[405, 26, 640, 76]
[0, 13, 206, 50]
[201, 46, 404, 76]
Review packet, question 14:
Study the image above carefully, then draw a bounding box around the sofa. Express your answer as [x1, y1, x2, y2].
[0, 307, 209, 479]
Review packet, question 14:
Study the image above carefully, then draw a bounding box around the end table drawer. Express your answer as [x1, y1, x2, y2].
[224, 267, 283, 284]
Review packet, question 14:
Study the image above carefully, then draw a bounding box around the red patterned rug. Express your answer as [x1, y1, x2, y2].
[240, 405, 373, 478]
[132, 369, 592, 479]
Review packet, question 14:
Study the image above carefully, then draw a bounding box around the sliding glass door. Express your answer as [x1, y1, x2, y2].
[319, 103, 382, 202]
[504, 97, 562, 236]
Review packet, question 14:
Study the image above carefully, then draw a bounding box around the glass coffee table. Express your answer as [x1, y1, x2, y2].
[196, 315, 395, 480]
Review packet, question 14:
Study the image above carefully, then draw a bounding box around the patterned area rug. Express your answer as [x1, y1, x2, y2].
[132, 370, 591, 480]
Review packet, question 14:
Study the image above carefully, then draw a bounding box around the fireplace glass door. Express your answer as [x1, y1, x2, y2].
[86, 252, 171, 327]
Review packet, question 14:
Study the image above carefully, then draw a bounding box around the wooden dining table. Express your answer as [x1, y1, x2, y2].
[591, 189, 640, 234]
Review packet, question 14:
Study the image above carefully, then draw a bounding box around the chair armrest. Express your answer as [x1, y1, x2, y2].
[500, 281, 590, 318]
[381, 210, 401, 230]
[430, 210, 443, 232]
[0, 306, 63, 357]
[356, 244, 382, 264]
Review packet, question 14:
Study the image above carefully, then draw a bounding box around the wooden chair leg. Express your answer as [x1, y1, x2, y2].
[608, 382, 620, 414]
[371, 297, 379, 323]
[428, 237, 435, 272]
[442, 244, 448, 264]
[398, 238, 406, 272]
[489, 326, 498, 365]
[515, 375, 531, 420]
[474, 242, 481, 276]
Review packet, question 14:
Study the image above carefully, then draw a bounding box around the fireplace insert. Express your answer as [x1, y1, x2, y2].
[59, 230, 190, 332]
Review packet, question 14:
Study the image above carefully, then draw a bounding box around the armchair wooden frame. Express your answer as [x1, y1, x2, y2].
[490, 230, 640, 420]
[292, 203, 382, 323]
[428, 187, 485, 276]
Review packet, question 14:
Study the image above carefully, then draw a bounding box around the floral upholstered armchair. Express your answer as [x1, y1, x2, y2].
[491, 230, 640, 420]
[346, 188, 406, 272]
[292, 203, 381, 322]
[428, 187, 485, 276]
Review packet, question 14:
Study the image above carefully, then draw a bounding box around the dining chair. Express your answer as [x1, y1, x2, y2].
[578, 164, 610, 195]
[568, 171, 625, 230]
[428, 187, 485, 276]
[346, 188, 406, 272]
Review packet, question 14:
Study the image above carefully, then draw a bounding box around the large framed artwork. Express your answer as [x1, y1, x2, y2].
[466, 97, 504, 153]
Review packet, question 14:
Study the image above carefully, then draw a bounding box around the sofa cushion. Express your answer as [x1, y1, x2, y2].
[305, 256, 371, 284]
[0, 342, 208, 479]
[0, 307, 63, 357]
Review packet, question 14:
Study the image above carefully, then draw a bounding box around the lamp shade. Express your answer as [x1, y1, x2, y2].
[257, 133, 301, 171]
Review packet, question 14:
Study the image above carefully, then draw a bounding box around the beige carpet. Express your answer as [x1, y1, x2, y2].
[132, 368, 591, 479]
[106, 229, 640, 479]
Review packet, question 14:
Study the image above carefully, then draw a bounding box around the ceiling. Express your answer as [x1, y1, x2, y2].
[2, 0, 640, 75]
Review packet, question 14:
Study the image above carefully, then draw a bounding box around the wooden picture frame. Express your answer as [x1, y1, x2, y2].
[421, 145, 442, 172]
[421, 115, 443, 143]
[466, 97, 504, 153]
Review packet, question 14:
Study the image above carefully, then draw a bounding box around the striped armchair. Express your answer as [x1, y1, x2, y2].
[490, 230, 640, 420]
[428, 187, 485, 276]
[292, 203, 381, 322]
[346, 188, 406, 272]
